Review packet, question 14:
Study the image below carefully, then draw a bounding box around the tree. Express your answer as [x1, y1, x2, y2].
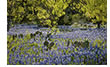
[7, 0, 41, 31]
[36, 0, 73, 28]
[57, 0, 84, 25]
[79, 0, 107, 28]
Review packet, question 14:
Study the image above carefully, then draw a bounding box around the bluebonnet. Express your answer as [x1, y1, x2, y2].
[19, 60, 24, 64]
[9, 53, 12, 57]
[16, 54, 19, 58]
[9, 58, 12, 64]
[15, 60, 18, 64]
[7, 28, 107, 65]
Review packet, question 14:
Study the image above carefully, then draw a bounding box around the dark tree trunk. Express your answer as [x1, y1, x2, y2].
[7, 17, 10, 32]
[7, 22, 9, 32]
[97, 21, 101, 29]
[97, 23, 100, 28]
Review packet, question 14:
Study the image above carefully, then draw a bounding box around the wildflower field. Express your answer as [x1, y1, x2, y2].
[7, 26, 107, 65]
[7, 0, 107, 65]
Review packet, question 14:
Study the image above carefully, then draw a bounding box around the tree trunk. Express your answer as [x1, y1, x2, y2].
[97, 21, 101, 29]
[7, 21, 10, 32]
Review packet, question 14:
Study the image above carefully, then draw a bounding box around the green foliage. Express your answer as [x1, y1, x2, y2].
[44, 40, 49, 47]
[73, 39, 89, 48]
[71, 14, 82, 23]
[48, 42, 54, 50]
[7, 0, 41, 25]
[7, 0, 107, 28]
[36, 0, 69, 27]
[79, 0, 107, 25]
